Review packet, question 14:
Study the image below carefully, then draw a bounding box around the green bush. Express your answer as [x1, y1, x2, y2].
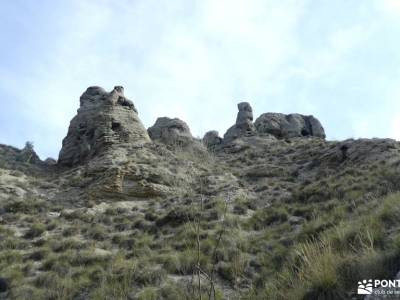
[248, 207, 288, 230]
[5, 198, 47, 214]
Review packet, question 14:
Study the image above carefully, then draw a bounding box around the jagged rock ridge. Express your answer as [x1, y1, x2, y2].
[59, 87, 327, 166]
[216, 102, 326, 145]
[2, 85, 400, 300]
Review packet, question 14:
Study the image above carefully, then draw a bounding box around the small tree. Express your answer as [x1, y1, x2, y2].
[21, 141, 35, 163]
[24, 141, 34, 151]
[187, 193, 230, 300]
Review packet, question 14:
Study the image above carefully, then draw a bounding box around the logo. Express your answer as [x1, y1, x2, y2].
[358, 279, 373, 295]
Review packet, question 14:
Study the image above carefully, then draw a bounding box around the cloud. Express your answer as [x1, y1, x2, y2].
[1, 0, 400, 158]
[381, 0, 400, 16]
[138, 0, 308, 133]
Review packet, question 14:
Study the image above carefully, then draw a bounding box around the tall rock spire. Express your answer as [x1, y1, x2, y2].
[58, 86, 150, 166]
[223, 102, 256, 143]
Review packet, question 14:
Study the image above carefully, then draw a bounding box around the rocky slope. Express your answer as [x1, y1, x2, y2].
[1, 86, 400, 300]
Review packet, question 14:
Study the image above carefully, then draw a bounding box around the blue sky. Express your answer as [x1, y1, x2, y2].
[1, 0, 400, 159]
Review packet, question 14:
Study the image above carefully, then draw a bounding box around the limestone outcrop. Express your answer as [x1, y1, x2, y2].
[148, 117, 193, 146]
[58, 86, 150, 166]
[254, 113, 325, 139]
[223, 102, 256, 143]
[203, 131, 223, 149]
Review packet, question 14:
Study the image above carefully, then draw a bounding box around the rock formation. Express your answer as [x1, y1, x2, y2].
[148, 117, 193, 146]
[254, 113, 325, 139]
[203, 131, 223, 149]
[222, 103, 325, 143]
[44, 158, 57, 165]
[223, 102, 256, 143]
[3, 85, 400, 300]
[58, 86, 150, 166]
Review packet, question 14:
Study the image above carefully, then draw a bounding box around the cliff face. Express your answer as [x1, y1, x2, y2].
[1, 86, 400, 299]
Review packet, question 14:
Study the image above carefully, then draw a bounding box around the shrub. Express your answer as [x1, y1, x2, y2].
[157, 253, 181, 274]
[24, 223, 46, 239]
[248, 207, 288, 230]
[28, 248, 50, 261]
[50, 238, 85, 252]
[134, 265, 167, 286]
[5, 198, 47, 214]
[86, 224, 107, 241]
[90, 256, 137, 299]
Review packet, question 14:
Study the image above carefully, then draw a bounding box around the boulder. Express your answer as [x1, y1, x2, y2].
[254, 113, 325, 139]
[307, 115, 326, 138]
[44, 158, 57, 165]
[203, 131, 222, 149]
[223, 102, 256, 143]
[58, 86, 150, 166]
[148, 117, 193, 146]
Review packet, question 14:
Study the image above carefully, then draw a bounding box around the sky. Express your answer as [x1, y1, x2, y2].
[0, 0, 400, 159]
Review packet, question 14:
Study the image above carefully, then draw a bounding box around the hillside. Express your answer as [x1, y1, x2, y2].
[1, 86, 400, 300]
